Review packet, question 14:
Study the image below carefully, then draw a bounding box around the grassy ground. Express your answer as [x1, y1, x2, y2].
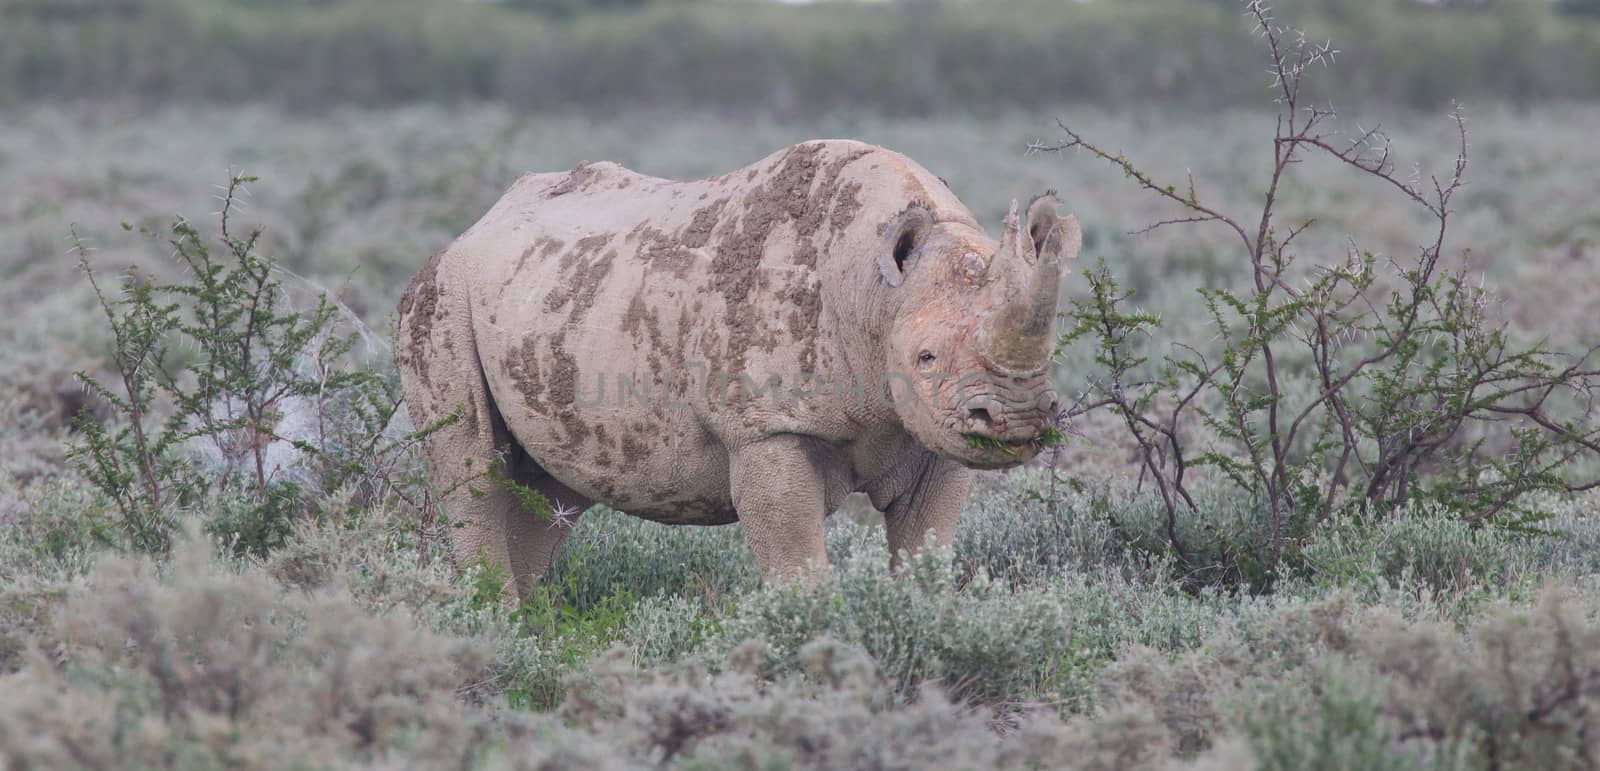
[3, 103, 1600, 768]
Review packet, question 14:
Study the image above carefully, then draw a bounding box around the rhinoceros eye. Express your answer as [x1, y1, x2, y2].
[917, 351, 936, 365]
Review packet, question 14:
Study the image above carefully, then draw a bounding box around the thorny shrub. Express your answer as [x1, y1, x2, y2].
[1040, 1, 1600, 591]
[69, 174, 449, 556]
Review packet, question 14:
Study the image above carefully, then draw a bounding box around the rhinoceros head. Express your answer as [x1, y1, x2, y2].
[875, 192, 1079, 469]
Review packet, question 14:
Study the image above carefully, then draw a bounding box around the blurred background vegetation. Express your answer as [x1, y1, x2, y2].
[3, 0, 1600, 113]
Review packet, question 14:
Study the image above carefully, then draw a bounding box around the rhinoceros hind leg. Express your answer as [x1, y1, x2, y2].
[400, 302, 588, 604]
[414, 401, 591, 604]
[729, 435, 831, 582]
[497, 447, 594, 599]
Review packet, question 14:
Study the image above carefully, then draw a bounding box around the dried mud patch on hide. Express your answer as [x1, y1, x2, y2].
[514, 237, 565, 275]
[638, 227, 697, 280]
[792, 242, 819, 270]
[593, 424, 617, 468]
[708, 144, 869, 388]
[682, 198, 728, 249]
[621, 290, 672, 393]
[547, 161, 602, 197]
[545, 237, 616, 316]
[779, 275, 825, 374]
[546, 344, 592, 448]
[830, 181, 864, 237]
[560, 234, 612, 270]
[620, 433, 650, 466]
[548, 346, 578, 406]
[398, 250, 446, 387]
[621, 292, 651, 344]
[507, 334, 547, 413]
[797, 148, 870, 241]
[547, 269, 644, 453]
[566, 249, 616, 323]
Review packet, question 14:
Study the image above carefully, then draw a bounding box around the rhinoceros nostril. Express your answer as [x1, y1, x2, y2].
[967, 407, 996, 426]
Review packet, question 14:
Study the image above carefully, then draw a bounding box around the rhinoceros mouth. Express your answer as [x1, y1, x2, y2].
[961, 432, 1046, 458]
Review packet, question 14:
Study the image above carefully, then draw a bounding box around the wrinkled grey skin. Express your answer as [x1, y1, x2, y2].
[398, 140, 1079, 601]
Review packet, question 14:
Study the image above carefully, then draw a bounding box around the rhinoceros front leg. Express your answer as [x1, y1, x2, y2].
[884, 456, 972, 572]
[730, 435, 831, 581]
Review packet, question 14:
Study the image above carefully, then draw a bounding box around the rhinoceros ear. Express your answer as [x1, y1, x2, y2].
[1023, 191, 1080, 263]
[877, 205, 933, 288]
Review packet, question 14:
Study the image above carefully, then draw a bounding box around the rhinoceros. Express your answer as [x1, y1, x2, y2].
[398, 140, 1078, 600]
